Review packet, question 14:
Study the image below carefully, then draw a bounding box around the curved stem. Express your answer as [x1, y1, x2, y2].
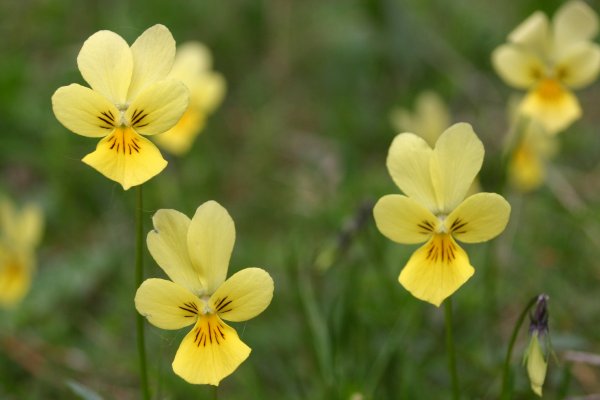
[444, 298, 460, 400]
[135, 185, 150, 400]
[500, 295, 538, 400]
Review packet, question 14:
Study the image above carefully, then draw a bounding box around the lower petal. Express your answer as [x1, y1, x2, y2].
[398, 234, 474, 307]
[519, 82, 581, 134]
[0, 251, 32, 307]
[172, 314, 251, 386]
[153, 107, 206, 155]
[82, 127, 167, 190]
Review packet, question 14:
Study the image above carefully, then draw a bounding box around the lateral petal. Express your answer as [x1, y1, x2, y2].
[556, 42, 600, 89]
[135, 278, 200, 330]
[81, 127, 167, 190]
[127, 24, 177, 101]
[373, 194, 438, 244]
[210, 268, 274, 322]
[125, 80, 189, 136]
[446, 193, 511, 244]
[430, 123, 484, 213]
[147, 209, 205, 294]
[172, 314, 251, 386]
[187, 201, 235, 294]
[491, 45, 545, 89]
[77, 30, 132, 105]
[386, 133, 437, 212]
[398, 234, 474, 307]
[52, 84, 119, 137]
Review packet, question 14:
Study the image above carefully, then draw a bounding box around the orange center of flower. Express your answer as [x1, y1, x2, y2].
[424, 234, 458, 265]
[105, 128, 142, 155]
[535, 78, 564, 101]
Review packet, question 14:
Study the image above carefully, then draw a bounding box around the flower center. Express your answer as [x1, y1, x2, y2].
[105, 128, 142, 155]
[535, 78, 564, 100]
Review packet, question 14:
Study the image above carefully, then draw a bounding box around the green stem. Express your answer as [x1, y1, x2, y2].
[500, 295, 538, 400]
[444, 298, 460, 400]
[135, 185, 150, 400]
[212, 386, 218, 400]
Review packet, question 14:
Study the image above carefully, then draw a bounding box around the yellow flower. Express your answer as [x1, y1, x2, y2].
[390, 91, 451, 147]
[524, 332, 547, 397]
[0, 197, 43, 307]
[373, 123, 511, 306]
[135, 201, 274, 385]
[52, 25, 190, 190]
[492, 1, 600, 134]
[154, 42, 225, 155]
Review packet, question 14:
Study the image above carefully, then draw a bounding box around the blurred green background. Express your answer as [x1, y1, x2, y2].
[2, 0, 600, 398]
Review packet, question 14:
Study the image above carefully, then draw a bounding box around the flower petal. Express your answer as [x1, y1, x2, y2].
[76, 30, 132, 105]
[373, 194, 438, 244]
[0, 199, 43, 249]
[553, 0, 598, 51]
[52, 84, 119, 138]
[519, 83, 581, 134]
[135, 278, 200, 330]
[81, 127, 167, 190]
[147, 209, 204, 294]
[430, 123, 484, 213]
[398, 234, 474, 307]
[0, 250, 33, 307]
[168, 42, 213, 84]
[526, 333, 547, 397]
[172, 314, 250, 386]
[556, 42, 600, 89]
[210, 268, 274, 322]
[446, 193, 511, 244]
[125, 80, 189, 136]
[127, 24, 177, 101]
[153, 107, 206, 155]
[386, 133, 437, 212]
[508, 11, 550, 50]
[491, 45, 545, 89]
[187, 201, 235, 294]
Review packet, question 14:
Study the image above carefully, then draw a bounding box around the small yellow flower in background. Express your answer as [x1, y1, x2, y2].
[523, 294, 550, 397]
[52, 25, 190, 190]
[0, 197, 43, 307]
[154, 42, 225, 155]
[135, 200, 274, 385]
[390, 91, 451, 147]
[373, 123, 511, 306]
[492, 1, 600, 134]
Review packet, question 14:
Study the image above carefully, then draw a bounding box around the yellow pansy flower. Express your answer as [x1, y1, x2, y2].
[492, 1, 600, 134]
[0, 197, 43, 307]
[373, 123, 511, 306]
[135, 201, 274, 385]
[390, 91, 451, 147]
[52, 25, 190, 190]
[154, 42, 225, 155]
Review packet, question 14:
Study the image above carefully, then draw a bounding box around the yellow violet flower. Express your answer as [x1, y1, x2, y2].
[525, 332, 547, 397]
[52, 25, 190, 190]
[154, 42, 225, 155]
[373, 123, 511, 306]
[0, 197, 43, 307]
[390, 91, 451, 147]
[135, 201, 274, 385]
[492, 1, 600, 134]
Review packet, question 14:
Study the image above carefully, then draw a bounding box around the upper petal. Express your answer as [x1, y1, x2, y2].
[147, 209, 205, 294]
[386, 133, 437, 212]
[77, 30, 133, 105]
[508, 11, 550, 51]
[168, 41, 213, 85]
[556, 42, 600, 89]
[52, 84, 119, 137]
[187, 201, 235, 294]
[0, 199, 43, 249]
[125, 80, 189, 136]
[446, 193, 511, 244]
[373, 194, 438, 244]
[553, 1, 598, 51]
[492, 45, 545, 89]
[398, 234, 474, 307]
[172, 314, 251, 385]
[135, 278, 200, 330]
[81, 127, 167, 190]
[127, 25, 177, 101]
[210, 268, 274, 322]
[430, 123, 484, 213]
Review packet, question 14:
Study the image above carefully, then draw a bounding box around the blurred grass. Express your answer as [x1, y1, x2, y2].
[2, 0, 600, 398]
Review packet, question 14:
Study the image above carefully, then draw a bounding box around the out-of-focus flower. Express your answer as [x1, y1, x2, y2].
[373, 123, 511, 306]
[390, 91, 451, 147]
[523, 294, 550, 397]
[52, 25, 189, 189]
[154, 42, 225, 155]
[0, 197, 43, 307]
[492, 1, 600, 134]
[135, 201, 274, 385]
